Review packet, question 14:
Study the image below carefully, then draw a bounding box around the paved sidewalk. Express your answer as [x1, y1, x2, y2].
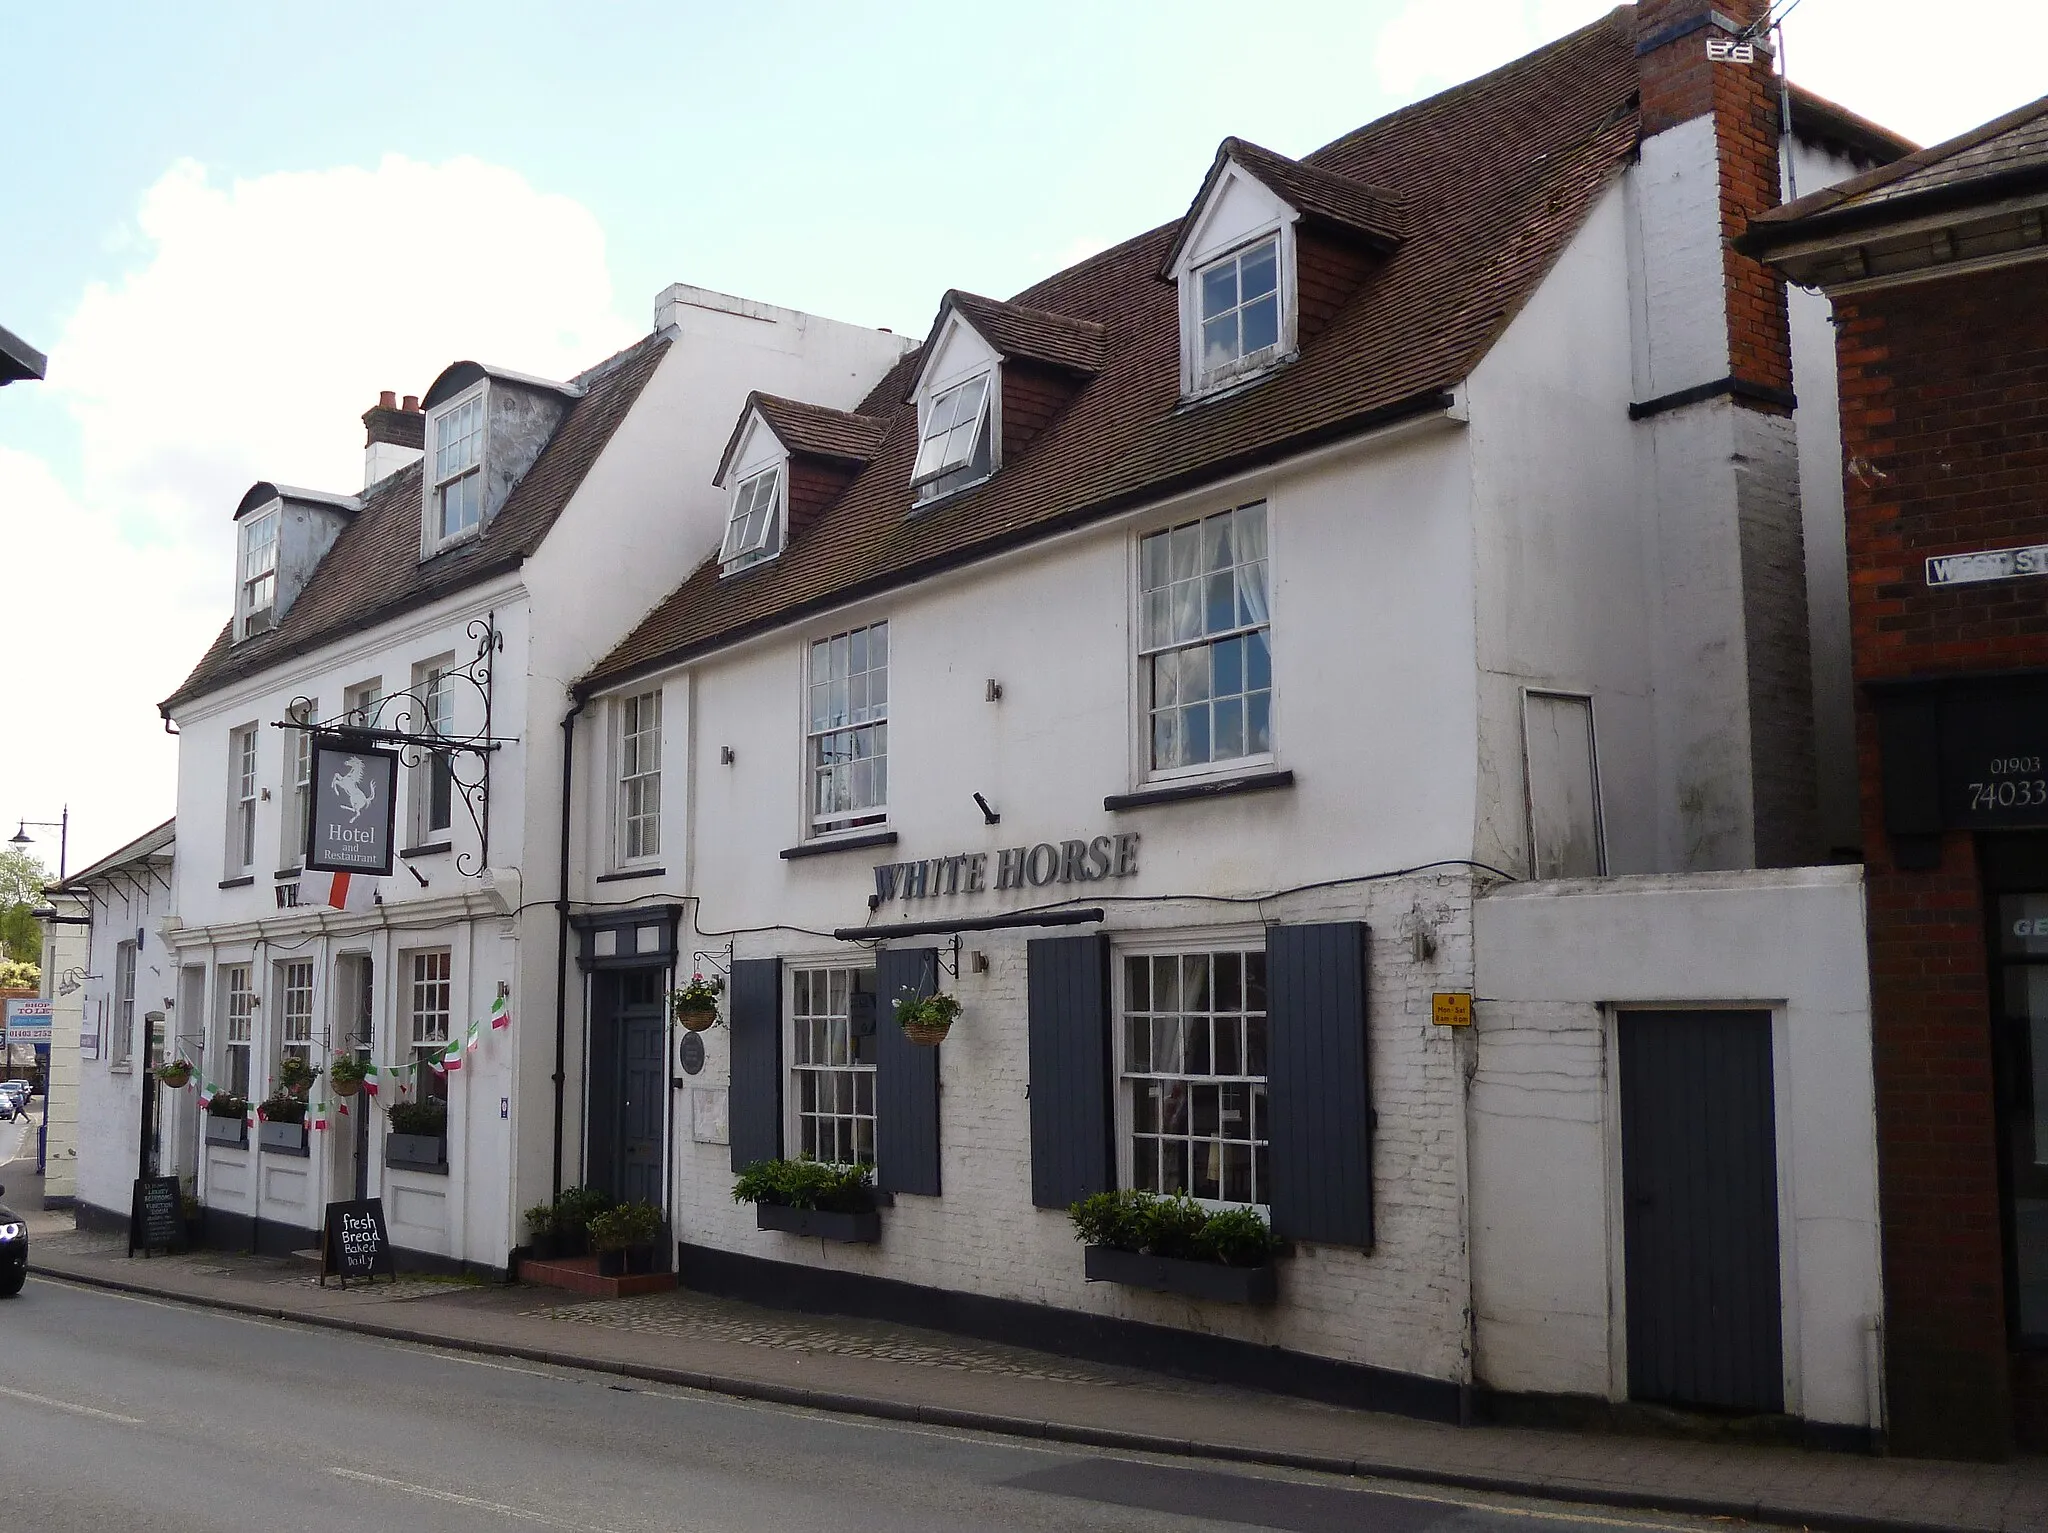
[22, 1214, 2046, 1533]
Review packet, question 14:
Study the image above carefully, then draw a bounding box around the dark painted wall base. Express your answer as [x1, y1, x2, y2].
[41, 1193, 76, 1211]
[74, 1198, 128, 1235]
[1475, 1386, 1881, 1456]
[199, 1205, 506, 1281]
[676, 1241, 1466, 1422]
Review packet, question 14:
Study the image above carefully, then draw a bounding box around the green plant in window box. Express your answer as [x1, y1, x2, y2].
[731, 1157, 875, 1214]
[204, 1091, 248, 1121]
[275, 1054, 319, 1099]
[328, 1055, 368, 1098]
[154, 1058, 194, 1089]
[259, 1092, 308, 1126]
[670, 972, 724, 1032]
[892, 990, 961, 1047]
[1068, 1189, 1281, 1269]
[384, 1099, 446, 1138]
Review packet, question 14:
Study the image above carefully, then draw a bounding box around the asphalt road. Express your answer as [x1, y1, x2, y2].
[0, 1278, 1736, 1533]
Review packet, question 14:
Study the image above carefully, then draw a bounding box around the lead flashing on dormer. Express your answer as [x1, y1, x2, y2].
[233, 482, 362, 522]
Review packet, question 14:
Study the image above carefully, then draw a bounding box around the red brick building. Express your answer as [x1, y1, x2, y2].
[1746, 98, 2048, 1459]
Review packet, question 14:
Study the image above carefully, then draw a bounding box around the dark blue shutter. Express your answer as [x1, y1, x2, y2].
[875, 946, 941, 1196]
[1027, 933, 1114, 1209]
[728, 956, 782, 1172]
[1265, 921, 1372, 1248]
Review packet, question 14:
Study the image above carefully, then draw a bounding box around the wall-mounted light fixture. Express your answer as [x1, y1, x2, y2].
[985, 679, 1003, 703]
[973, 793, 1000, 825]
[720, 746, 736, 765]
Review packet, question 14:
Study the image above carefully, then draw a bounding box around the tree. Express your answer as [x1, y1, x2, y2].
[0, 958, 37, 991]
[0, 846, 50, 966]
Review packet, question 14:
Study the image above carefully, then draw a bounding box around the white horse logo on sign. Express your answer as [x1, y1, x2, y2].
[331, 756, 376, 822]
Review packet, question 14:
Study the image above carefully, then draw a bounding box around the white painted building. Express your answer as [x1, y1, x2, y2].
[559, 6, 1905, 1440]
[50, 823, 181, 1228]
[149, 287, 910, 1267]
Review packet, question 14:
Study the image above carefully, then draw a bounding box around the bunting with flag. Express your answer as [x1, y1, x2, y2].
[465, 1020, 483, 1056]
[361, 1061, 379, 1098]
[490, 993, 511, 1031]
[197, 1080, 216, 1111]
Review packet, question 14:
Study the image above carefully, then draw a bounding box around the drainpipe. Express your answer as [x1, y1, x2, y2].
[552, 698, 586, 1199]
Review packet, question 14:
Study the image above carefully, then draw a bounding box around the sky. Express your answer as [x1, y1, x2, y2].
[1, 0, 2042, 872]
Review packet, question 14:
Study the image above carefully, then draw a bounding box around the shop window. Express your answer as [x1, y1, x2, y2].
[789, 965, 877, 1166]
[1138, 503, 1271, 776]
[1119, 947, 1269, 1206]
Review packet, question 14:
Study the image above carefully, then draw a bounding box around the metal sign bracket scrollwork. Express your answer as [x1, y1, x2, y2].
[270, 614, 516, 877]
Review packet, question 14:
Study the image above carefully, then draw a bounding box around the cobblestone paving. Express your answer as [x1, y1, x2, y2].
[530, 1289, 1177, 1388]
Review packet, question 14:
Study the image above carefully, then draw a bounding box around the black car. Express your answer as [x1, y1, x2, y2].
[0, 1184, 24, 1296]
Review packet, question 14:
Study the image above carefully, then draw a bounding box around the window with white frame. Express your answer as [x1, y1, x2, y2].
[343, 677, 382, 728]
[221, 963, 254, 1099]
[407, 947, 452, 1102]
[112, 939, 136, 1068]
[238, 509, 279, 638]
[1121, 948, 1269, 1205]
[282, 698, 315, 867]
[1195, 237, 1281, 387]
[227, 724, 259, 873]
[719, 465, 783, 572]
[410, 658, 454, 842]
[806, 622, 888, 836]
[278, 959, 314, 1074]
[1139, 503, 1271, 774]
[791, 966, 877, 1166]
[912, 372, 993, 503]
[616, 690, 662, 863]
[429, 392, 485, 546]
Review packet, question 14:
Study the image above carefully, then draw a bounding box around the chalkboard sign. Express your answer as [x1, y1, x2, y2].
[319, 1198, 396, 1287]
[129, 1176, 183, 1258]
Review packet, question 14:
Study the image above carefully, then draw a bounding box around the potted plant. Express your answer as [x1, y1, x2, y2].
[733, 1157, 881, 1243]
[203, 1091, 249, 1148]
[384, 1098, 448, 1173]
[155, 1058, 194, 1089]
[893, 989, 961, 1047]
[670, 972, 724, 1032]
[523, 1201, 561, 1260]
[258, 1090, 309, 1155]
[549, 1185, 612, 1257]
[1070, 1189, 1283, 1304]
[588, 1200, 664, 1277]
[328, 1055, 368, 1098]
[276, 1054, 319, 1099]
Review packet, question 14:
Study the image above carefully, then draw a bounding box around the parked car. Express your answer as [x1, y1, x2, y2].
[0, 1095, 14, 1121]
[0, 1184, 23, 1296]
[0, 1082, 30, 1109]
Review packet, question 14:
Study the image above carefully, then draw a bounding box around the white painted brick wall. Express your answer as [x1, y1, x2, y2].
[672, 871, 1481, 1384]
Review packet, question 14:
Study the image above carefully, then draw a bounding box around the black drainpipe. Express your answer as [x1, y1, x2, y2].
[552, 697, 586, 1199]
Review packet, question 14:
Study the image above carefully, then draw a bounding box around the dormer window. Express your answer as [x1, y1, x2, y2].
[912, 371, 993, 504]
[1198, 237, 1281, 382]
[237, 509, 278, 639]
[719, 465, 784, 572]
[430, 390, 485, 547]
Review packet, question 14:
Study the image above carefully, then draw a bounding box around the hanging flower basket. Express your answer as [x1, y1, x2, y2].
[670, 973, 724, 1032]
[329, 1057, 368, 1098]
[893, 991, 961, 1047]
[155, 1060, 194, 1089]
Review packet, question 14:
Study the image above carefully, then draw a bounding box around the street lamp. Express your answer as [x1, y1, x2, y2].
[9, 806, 67, 881]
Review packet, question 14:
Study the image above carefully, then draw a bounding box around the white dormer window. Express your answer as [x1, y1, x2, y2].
[429, 391, 485, 548]
[912, 372, 993, 504]
[720, 465, 783, 572]
[1198, 237, 1281, 379]
[237, 509, 278, 639]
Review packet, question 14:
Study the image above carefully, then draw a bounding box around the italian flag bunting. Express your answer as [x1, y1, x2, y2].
[361, 1062, 379, 1098]
[311, 1102, 329, 1132]
[489, 993, 511, 1031]
[465, 1020, 482, 1056]
[197, 1081, 216, 1111]
[442, 1036, 464, 1073]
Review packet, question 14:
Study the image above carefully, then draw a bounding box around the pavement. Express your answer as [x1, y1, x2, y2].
[15, 1155, 2047, 1533]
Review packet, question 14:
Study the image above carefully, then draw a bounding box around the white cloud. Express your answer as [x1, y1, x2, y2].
[2, 155, 635, 870]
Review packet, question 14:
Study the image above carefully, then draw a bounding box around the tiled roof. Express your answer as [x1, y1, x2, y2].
[54, 819, 175, 891]
[740, 394, 889, 475]
[1160, 138, 1409, 278]
[162, 333, 670, 713]
[936, 291, 1108, 378]
[579, 7, 1644, 695]
[1749, 93, 2048, 241]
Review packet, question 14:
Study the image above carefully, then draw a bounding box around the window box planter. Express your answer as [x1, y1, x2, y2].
[1083, 1245, 1278, 1305]
[756, 1203, 880, 1244]
[204, 1116, 248, 1149]
[257, 1120, 309, 1156]
[385, 1133, 448, 1173]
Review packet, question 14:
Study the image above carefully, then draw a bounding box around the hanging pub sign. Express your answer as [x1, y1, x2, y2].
[306, 736, 399, 876]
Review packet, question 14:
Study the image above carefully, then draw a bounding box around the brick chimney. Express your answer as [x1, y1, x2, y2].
[362, 389, 425, 489]
[1630, 0, 1818, 871]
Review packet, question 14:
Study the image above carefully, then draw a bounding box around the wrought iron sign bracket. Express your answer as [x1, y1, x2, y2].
[690, 942, 735, 980]
[271, 615, 515, 877]
[936, 933, 962, 980]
